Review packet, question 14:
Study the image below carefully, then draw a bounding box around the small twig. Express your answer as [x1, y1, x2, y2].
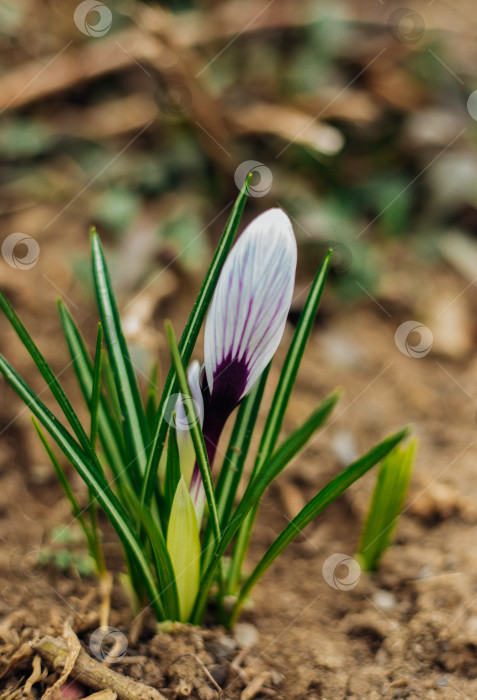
[177, 653, 223, 695]
[32, 635, 167, 700]
[230, 649, 248, 684]
[110, 656, 149, 665]
[42, 624, 81, 700]
[240, 672, 271, 700]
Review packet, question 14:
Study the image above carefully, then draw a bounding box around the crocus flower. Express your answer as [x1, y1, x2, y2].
[190, 208, 297, 520]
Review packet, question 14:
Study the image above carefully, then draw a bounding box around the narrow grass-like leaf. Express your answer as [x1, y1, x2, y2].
[101, 350, 123, 427]
[167, 477, 201, 622]
[88, 325, 107, 577]
[122, 484, 179, 619]
[146, 362, 160, 436]
[32, 417, 93, 550]
[90, 323, 103, 448]
[215, 366, 271, 528]
[165, 423, 181, 517]
[228, 251, 332, 589]
[253, 250, 333, 471]
[91, 231, 147, 483]
[165, 321, 220, 542]
[192, 390, 339, 623]
[141, 177, 251, 507]
[357, 438, 416, 571]
[0, 292, 105, 483]
[228, 426, 410, 626]
[200, 366, 270, 570]
[57, 301, 126, 486]
[0, 353, 164, 618]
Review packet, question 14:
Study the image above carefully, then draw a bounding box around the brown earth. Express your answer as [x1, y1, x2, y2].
[1, 243, 477, 699]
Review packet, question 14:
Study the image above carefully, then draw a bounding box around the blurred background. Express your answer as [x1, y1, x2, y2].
[1, 0, 476, 343]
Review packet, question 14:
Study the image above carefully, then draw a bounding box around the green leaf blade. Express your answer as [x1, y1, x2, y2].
[228, 426, 410, 626]
[91, 231, 147, 485]
[228, 250, 333, 589]
[123, 484, 180, 620]
[31, 417, 93, 551]
[165, 423, 181, 516]
[0, 292, 104, 482]
[90, 323, 103, 448]
[217, 365, 270, 528]
[57, 300, 127, 487]
[357, 438, 416, 571]
[254, 249, 333, 477]
[165, 321, 220, 541]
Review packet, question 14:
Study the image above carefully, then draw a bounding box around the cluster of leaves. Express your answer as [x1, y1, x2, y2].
[0, 183, 410, 626]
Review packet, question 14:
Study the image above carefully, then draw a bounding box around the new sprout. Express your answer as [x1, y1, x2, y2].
[357, 439, 416, 571]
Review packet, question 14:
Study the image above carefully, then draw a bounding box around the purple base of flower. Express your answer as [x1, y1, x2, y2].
[202, 352, 249, 462]
[189, 353, 249, 505]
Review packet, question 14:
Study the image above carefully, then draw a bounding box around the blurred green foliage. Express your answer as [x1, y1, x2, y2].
[0, 1, 474, 301]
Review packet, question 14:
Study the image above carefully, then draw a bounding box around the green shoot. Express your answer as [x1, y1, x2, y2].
[357, 438, 416, 571]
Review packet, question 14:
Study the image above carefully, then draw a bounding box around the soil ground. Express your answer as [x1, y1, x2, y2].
[2, 247, 477, 699]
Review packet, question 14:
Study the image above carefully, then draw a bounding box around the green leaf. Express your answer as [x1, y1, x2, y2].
[165, 422, 181, 516]
[167, 477, 201, 622]
[122, 484, 179, 619]
[90, 323, 103, 448]
[200, 366, 270, 572]
[31, 417, 93, 552]
[228, 250, 332, 590]
[165, 321, 220, 541]
[244, 390, 340, 512]
[0, 292, 105, 485]
[228, 426, 410, 626]
[101, 350, 123, 428]
[145, 362, 160, 436]
[91, 231, 147, 485]
[141, 177, 251, 507]
[57, 301, 126, 487]
[254, 250, 333, 471]
[0, 353, 164, 619]
[192, 390, 339, 623]
[357, 438, 416, 571]
[215, 366, 271, 530]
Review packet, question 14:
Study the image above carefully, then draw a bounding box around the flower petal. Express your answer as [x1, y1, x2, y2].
[204, 208, 297, 404]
